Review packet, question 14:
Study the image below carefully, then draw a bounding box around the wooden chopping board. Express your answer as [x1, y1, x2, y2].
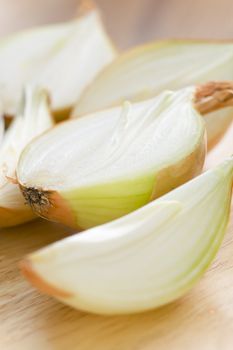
[1, 0, 233, 349]
[0, 128, 232, 350]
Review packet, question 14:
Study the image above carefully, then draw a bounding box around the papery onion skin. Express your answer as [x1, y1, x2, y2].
[20, 185, 78, 229]
[204, 108, 233, 149]
[151, 136, 206, 199]
[0, 208, 36, 227]
[21, 259, 72, 298]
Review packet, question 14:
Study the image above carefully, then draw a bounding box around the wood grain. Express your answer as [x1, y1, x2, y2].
[0, 0, 233, 349]
[0, 130, 232, 350]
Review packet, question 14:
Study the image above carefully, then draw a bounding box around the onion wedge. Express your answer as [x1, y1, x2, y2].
[73, 40, 233, 148]
[0, 4, 116, 120]
[17, 83, 215, 229]
[21, 156, 233, 315]
[0, 86, 53, 227]
[18, 81, 233, 229]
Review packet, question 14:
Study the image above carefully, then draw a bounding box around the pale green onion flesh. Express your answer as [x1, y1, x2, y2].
[17, 87, 205, 229]
[21, 157, 233, 315]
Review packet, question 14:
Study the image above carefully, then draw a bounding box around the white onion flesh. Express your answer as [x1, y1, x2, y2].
[23, 157, 233, 314]
[0, 9, 116, 116]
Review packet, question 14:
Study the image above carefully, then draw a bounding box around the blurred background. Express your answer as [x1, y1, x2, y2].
[0, 0, 233, 49]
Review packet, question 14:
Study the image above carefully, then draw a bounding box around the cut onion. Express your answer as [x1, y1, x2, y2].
[21, 156, 233, 315]
[0, 86, 53, 227]
[18, 84, 208, 229]
[0, 4, 116, 120]
[73, 40, 233, 148]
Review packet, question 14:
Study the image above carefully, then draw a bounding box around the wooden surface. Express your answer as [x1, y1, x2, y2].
[1, 1, 233, 349]
[0, 125, 232, 350]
